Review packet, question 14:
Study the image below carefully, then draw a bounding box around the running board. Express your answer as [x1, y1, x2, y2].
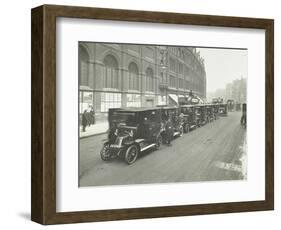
[140, 143, 156, 152]
[174, 131, 180, 136]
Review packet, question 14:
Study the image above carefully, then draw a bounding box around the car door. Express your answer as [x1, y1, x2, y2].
[146, 110, 161, 140]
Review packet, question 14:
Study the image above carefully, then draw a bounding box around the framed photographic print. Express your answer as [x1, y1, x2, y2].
[31, 4, 274, 225]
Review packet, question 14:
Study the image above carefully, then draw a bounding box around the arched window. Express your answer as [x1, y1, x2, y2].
[103, 54, 118, 89]
[128, 62, 139, 90]
[79, 45, 89, 86]
[146, 67, 154, 92]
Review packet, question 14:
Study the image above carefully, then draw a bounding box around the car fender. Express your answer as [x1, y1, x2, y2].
[124, 141, 141, 154]
[123, 140, 135, 146]
[102, 139, 110, 145]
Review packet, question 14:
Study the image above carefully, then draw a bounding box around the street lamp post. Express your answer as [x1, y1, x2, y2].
[159, 46, 168, 105]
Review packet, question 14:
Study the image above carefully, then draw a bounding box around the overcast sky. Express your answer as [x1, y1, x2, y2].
[197, 48, 248, 93]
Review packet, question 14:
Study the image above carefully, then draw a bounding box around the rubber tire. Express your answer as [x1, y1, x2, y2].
[155, 135, 162, 150]
[124, 145, 139, 165]
[100, 144, 111, 161]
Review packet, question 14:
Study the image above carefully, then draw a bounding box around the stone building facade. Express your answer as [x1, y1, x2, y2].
[79, 42, 206, 119]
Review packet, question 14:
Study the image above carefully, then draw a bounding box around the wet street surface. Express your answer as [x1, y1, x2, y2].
[79, 112, 247, 187]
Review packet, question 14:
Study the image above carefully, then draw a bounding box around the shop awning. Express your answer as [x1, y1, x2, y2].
[168, 94, 178, 104]
[196, 96, 204, 104]
[80, 85, 93, 91]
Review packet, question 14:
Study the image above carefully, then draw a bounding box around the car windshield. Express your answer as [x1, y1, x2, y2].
[111, 112, 137, 125]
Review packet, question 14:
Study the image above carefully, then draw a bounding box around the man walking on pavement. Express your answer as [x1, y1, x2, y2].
[165, 117, 174, 146]
[82, 110, 89, 132]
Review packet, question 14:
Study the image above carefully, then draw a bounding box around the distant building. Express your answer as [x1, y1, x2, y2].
[207, 78, 247, 103]
[79, 43, 206, 120]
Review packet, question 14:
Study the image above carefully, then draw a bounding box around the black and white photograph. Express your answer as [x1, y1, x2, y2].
[78, 42, 247, 187]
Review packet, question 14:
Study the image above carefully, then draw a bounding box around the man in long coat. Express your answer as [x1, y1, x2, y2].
[82, 110, 88, 132]
[240, 103, 247, 128]
[165, 117, 174, 146]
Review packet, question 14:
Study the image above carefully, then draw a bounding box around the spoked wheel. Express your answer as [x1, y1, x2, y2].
[124, 145, 139, 165]
[155, 135, 162, 150]
[100, 144, 111, 161]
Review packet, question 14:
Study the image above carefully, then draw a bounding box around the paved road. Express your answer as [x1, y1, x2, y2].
[79, 112, 247, 187]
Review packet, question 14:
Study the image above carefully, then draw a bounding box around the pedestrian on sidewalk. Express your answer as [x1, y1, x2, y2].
[82, 110, 88, 132]
[179, 112, 184, 124]
[90, 107, 95, 125]
[240, 103, 247, 128]
[165, 117, 173, 146]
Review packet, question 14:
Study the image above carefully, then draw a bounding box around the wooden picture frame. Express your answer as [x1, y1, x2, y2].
[31, 4, 274, 225]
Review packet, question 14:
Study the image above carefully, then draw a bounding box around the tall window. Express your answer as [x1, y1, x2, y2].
[179, 78, 184, 89]
[184, 66, 189, 79]
[169, 57, 176, 72]
[169, 75, 177, 88]
[100, 92, 121, 112]
[128, 62, 139, 91]
[79, 45, 89, 86]
[103, 55, 119, 89]
[146, 67, 154, 92]
[160, 72, 164, 83]
[179, 63, 183, 75]
[185, 80, 190, 90]
[127, 94, 141, 107]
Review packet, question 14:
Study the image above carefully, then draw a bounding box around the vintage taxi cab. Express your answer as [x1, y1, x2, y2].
[227, 99, 235, 112]
[158, 105, 184, 137]
[194, 105, 208, 127]
[180, 105, 198, 132]
[219, 103, 228, 116]
[213, 104, 220, 120]
[206, 104, 215, 122]
[100, 107, 163, 164]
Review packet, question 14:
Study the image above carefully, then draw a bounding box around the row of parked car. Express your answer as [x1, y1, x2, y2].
[100, 103, 228, 164]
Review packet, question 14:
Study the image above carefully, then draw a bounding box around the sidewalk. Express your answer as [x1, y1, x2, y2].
[79, 122, 109, 138]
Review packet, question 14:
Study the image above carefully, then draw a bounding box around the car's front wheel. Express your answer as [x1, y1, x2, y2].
[155, 135, 162, 150]
[100, 144, 111, 161]
[124, 144, 139, 165]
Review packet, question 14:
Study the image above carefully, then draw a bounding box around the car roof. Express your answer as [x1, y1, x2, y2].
[111, 107, 161, 112]
[157, 105, 178, 110]
[194, 104, 206, 107]
[180, 105, 194, 108]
